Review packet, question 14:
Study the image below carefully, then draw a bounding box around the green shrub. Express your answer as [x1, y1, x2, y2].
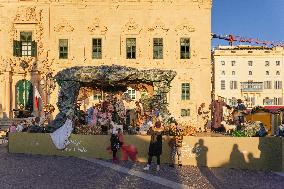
[232, 130, 247, 137]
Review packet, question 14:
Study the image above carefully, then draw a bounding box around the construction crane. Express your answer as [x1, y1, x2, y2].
[212, 33, 284, 47]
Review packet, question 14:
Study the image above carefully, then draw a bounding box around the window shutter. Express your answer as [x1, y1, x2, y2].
[31, 41, 37, 57]
[188, 83, 190, 100]
[13, 40, 17, 56]
[188, 38, 191, 59]
[13, 40, 22, 57]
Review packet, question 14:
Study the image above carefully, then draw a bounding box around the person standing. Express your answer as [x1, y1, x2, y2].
[6, 123, 17, 138]
[143, 119, 164, 171]
[168, 121, 184, 167]
[86, 105, 94, 126]
[110, 129, 120, 163]
[210, 96, 230, 131]
[197, 103, 210, 132]
[135, 101, 143, 129]
[234, 99, 247, 128]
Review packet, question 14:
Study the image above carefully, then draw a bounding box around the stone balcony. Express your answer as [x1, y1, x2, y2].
[241, 82, 263, 92]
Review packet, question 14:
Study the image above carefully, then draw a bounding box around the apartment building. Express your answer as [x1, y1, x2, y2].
[213, 45, 284, 108]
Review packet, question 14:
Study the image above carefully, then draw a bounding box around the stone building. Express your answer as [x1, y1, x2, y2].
[213, 45, 284, 108]
[0, 0, 212, 121]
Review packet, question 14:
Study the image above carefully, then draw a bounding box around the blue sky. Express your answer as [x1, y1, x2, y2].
[212, 0, 284, 47]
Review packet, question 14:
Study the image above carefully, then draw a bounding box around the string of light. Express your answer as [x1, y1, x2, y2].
[212, 33, 284, 47]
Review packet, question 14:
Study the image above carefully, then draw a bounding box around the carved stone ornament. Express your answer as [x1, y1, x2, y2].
[9, 7, 45, 57]
[14, 6, 41, 23]
[175, 19, 196, 34]
[1, 57, 36, 73]
[148, 18, 169, 33]
[122, 18, 142, 35]
[195, 0, 212, 9]
[54, 20, 74, 32]
[87, 18, 108, 35]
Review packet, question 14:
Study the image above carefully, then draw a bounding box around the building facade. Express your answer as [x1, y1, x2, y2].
[213, 45, 284, 108]
[0, 0, 212, 121]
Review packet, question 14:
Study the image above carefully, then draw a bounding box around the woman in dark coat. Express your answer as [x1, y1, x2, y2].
[110, 131, 120, 163]
[143, 119, 164, 171]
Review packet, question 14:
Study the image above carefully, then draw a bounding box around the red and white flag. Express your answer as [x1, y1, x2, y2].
[34, 86, 42, 109]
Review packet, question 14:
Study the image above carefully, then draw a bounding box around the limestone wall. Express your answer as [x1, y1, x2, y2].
[9, 133, 283, 171]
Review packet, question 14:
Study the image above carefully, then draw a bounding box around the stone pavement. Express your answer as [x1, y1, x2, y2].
[0, 144, 284, 189]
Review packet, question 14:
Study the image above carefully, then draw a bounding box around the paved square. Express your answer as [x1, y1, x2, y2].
[0, 145, 283, 189]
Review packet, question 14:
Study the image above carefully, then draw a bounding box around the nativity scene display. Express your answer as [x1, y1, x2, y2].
[7, 65, 284, 139]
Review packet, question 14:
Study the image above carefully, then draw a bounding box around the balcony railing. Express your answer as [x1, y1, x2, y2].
[241, 82, 263, 92]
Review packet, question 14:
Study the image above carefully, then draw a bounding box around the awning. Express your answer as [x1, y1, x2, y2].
[264, 106, 284, 113]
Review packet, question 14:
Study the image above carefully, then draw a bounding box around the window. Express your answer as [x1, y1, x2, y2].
[276, 61, 281, 66]
[13, 32, 37, 57]
[126, 38, 136, 59]
[231, 61, 236, 66]
[221, 71, 225, 75]
[153, 38, 163, 59]
[181, 109, 190, 117]
[221, 80, 225, 90]
[263, 98, 274, 105]
[21, 32, 33, 56]
[221, 61, 225, 66]
[265, 61, 270, 66]
[180, 38, 190, 59]
[274, 97, 283, 105]
[181, 83, 190, 100]
[275, 81, 282, 89]
[249, 71, 253, 75]
[276, 71, 280, 75]
[266, 71, 269, 75]
[228, 98, 237, 106]
[124, 88, 136, 100]
[264, 81, 272, 89]
[92, 38, 102, 59]
[248, 61, 253, 66]
[247, 97, 255, 106]
[232, 71, 235, 75]
[59, 39, 68, 59]
[230, 81, 237, 90]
